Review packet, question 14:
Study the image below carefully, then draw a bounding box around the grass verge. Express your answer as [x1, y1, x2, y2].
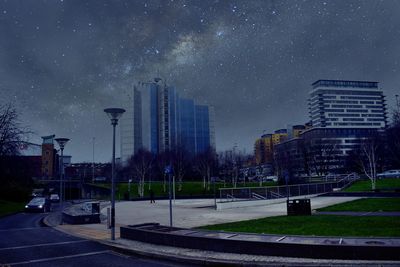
[200, 215, 400, 237]
[0, 200, 25, 217]
[344, 178, 400, 192]
[317, 198, 400, 212]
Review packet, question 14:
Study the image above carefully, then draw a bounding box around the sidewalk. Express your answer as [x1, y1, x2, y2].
[44, 197, 400, 266]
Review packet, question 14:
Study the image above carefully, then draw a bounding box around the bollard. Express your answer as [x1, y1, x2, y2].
[107, 207, 111, 229]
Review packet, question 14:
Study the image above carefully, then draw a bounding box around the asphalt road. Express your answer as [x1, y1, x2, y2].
[0, 212, 191, 266]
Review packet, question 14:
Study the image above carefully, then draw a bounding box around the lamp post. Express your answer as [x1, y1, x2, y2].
[92, 137, 95, 183]
[55, 138, 70, 212]
[104, 108, 125, 240]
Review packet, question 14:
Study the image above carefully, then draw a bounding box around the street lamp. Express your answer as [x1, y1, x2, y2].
[104, 108, 125, 241]
[55, 138, 70, 213]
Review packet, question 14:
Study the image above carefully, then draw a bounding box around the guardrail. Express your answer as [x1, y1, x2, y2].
[219, 173, 359, 203]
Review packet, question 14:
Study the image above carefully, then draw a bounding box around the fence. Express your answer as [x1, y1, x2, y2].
[218, 173, 359, 203]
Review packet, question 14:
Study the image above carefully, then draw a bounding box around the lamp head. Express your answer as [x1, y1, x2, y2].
[55, 138, 70, 149]
[104, 108, 125, 125]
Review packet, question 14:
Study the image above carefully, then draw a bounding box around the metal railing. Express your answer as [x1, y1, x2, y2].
[218, 173, 359, 203]
[252, 192, 266, 200]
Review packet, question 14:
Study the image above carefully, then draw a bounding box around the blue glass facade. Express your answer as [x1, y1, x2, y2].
[149, 84, 159, 154]
[178, 98, 196, 155]
[168, 87, 177, 149]
[122, 78, 214, 161]
[195, 105, 210, 154]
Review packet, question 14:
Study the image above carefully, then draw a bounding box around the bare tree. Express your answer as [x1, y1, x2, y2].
[194, 147, 217, 190]
[358, 134, 384, 190]
[392, 95, 400, 127]
[128, 149, 153, 197]
[171, 146, 190, 192]
[386, 96, 400, 167]
[155, 151, 170, 193]
[386, 126, 400, 168]
[0, 103, 30, 156]
[274, 149, 294, 185]
[218, 149, 246, 188]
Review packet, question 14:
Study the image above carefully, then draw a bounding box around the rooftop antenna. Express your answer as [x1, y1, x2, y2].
[154, 69, 162, 83]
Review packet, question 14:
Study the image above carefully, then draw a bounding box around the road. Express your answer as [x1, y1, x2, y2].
[0, 212, 190, 266]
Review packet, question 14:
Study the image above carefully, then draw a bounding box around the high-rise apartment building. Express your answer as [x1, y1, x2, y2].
[272, 129, 288, 145]
[275, 79, 388, 179]
[121, 78, 215, 162]
[254, 134, 273, 165]
[309, 80, 387, 128]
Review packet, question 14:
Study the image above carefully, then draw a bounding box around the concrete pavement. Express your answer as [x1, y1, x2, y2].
[107, 196, 362, 228]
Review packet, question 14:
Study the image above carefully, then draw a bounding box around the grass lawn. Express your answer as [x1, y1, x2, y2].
[343, 178, 400, 192]
[0, 200, 25, 217]
[94, 181, 277, 198]
[317, 198, 400, 212]
[200, 215, 400, 237]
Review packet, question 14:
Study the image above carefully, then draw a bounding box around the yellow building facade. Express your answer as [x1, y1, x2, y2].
[254, 134, 273, 165]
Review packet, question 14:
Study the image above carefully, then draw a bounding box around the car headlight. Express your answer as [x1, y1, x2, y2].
[38, 205, 43, 208]
[25, 205, 28, 208]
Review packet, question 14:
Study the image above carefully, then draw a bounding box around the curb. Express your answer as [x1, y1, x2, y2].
[99, 240, 249, 267]
[42, 212, 62, 227]
[42, 217, 400, 267]
[42, 214, 52, 227]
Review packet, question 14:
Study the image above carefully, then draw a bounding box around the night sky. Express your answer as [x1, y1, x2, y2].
[1, 0, 399, 162]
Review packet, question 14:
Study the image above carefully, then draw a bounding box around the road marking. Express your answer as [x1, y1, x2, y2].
[108, 250, 130, 259]
[4, 250, 109, 265]
[276, 236, 286, 242]
[0, 240, 89, 251]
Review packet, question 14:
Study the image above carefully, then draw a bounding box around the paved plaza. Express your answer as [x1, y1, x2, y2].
[105, 196, 361, 228]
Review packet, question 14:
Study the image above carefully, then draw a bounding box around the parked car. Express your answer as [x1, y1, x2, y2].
[49, 194, 60, 203]
[25, 197, 51, 213]
[266, 176, 278, 182]
[31, 188, 45, 197]
[377, 170, 400, 179]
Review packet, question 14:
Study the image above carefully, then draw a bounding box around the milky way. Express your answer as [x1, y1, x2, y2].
[1, 0, 399, 162]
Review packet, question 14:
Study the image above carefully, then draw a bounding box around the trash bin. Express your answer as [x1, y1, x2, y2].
[91, 202, 100, 214]
[287, 199, 311, 216]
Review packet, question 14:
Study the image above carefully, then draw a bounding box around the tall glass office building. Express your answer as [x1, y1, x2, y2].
[195, 105, 211, 154]
[121, 78, 215, 162]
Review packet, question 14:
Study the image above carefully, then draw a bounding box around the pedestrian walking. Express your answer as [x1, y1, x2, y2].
[150, 189, 155, 203]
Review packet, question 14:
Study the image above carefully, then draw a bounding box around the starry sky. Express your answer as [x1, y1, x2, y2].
[1, 0, 400, 162]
